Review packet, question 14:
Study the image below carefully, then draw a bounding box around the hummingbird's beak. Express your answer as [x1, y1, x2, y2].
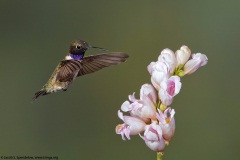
[88, 45, 108, 51]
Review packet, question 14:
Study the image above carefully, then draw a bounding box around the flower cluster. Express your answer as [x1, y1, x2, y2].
[116, 46, 208, 153]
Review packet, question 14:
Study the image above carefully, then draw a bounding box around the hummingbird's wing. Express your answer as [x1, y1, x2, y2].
[77, 52, 129, 76]
[56, 52, 128, 82]
[56, 60, 81, 82]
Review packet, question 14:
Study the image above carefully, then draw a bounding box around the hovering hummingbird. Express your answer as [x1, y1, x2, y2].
[33, 40, 129, 100]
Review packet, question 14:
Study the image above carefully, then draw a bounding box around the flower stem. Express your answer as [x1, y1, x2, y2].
[157, 152, 163, 160]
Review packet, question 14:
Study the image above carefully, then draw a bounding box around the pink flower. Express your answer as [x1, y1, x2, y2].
[159, 76, 182, 106]
[121, 100, 150, 122]
[130, 97, 156, 121]
[158, 48, 177, 73]
[175, 45, 191, 66]
[116, 110, 146, 140]
[147, 62, 156, 75]
[184, 53, 208, 75]
[140, 84, 157, 104]
[140, 122, 165, 152]
[121, 100, 140, 112]
[121, 87, 157, 122]
[156, 108, 175, 141]
[150, 61, 170, 90]
[121, 84, 157, 121]
[116, 45, 208, 153]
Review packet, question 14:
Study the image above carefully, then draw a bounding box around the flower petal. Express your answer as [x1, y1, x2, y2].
[184, 53, 208, 75]
[121, 101, 131, 112]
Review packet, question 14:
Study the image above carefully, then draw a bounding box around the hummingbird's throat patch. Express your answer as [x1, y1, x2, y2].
[70, 53, 84, 60]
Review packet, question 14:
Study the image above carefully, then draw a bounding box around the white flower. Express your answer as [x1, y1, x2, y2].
[140, 122, 165, 152]
[184, 53, 208, 75]
[158, 48, 177, 73]
[159, 76, 182, 106]
[116, 110, 146, 140]
[175, 45, 191, 66]
[157, 108, 175, 141]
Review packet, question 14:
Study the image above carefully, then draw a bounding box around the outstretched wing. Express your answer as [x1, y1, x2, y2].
[77, 52, 129, 77]
[56, 52, 128, 82]
[56, 60, 82, 82]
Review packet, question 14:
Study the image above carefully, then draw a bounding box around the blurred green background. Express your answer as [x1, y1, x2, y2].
[0, 0, 239, 160]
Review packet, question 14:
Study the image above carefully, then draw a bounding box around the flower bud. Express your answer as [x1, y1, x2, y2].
[158, 48, 177, 73]
[140, 123, 165, 152]
[184, 53, 208, 75]
[140, 84, 157, 104]
[150, 61, 170, 91]
[147, 62, 156, 75]
[175, 45, 191, 66]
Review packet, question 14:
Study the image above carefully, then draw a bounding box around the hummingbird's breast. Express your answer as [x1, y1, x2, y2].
[45, 64, 69, 93]
[47, 78, 69, 93]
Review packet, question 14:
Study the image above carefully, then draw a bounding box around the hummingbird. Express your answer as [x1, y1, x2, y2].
[33, 40, 129, 100]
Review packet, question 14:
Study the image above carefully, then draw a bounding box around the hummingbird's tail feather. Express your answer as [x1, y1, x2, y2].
[32, 89, 48, 100]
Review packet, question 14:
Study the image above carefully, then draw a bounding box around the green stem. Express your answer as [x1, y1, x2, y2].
[160, 104, 167, 112]
[157, 152, 163, 160]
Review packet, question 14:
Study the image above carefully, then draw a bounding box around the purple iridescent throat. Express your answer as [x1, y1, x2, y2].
[70, 53, 84, 60]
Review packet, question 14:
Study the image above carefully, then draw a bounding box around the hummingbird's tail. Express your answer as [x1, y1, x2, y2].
[32, 89, 48, 100]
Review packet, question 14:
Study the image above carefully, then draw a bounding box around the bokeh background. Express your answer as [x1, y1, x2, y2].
[0, 0, 239, 160]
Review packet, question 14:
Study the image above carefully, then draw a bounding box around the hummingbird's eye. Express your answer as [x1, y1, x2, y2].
[76, 45, 81, 49]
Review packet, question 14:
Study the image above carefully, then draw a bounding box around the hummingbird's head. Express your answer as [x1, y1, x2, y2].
[69, 40, 89, 55]
[67, 39, 108, 60]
